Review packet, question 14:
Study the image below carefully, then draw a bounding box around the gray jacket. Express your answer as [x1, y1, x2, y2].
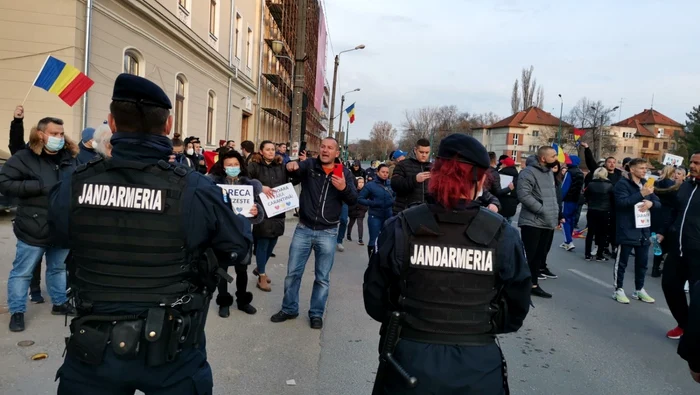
[516, 156, 559, 229]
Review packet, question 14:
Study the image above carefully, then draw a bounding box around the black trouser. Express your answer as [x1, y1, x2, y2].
[662, 247, 700, 330]
[216, 264, 250, 307]
[607, 212, 617, 250]
[347, 216, 364, 240]
[520, 226, 554, 286]
[585, 210, 609, 257]
[30, 259, 42, 296]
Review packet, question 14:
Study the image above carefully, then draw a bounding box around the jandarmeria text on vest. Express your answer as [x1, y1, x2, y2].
[410, 244, 494, 272]
[77, 184, 164, 212]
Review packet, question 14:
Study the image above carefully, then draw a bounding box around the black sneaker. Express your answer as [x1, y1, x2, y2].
[541, 268, 558, 279]
[30, 294, 45, 304]
[585, 255, 592, 261]
[51, 302, 77, 316]
[270, 311, 299, 323]
[310, 317, 323, 329]
[9, 313, 24, 332]
[538, 273, 547, 281]
[531, 286, 552, 298]
[238, 304, 257, 315]
[347, 235, 352, 242]
[358, 240, 364, 246]
[270, 253, 276, 258]
[651, 267, 661, 278]
[596, 256, 608, 262]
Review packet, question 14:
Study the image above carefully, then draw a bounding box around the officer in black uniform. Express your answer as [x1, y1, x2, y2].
[363, 133, 532, 395]
[49, 74, 252, 394]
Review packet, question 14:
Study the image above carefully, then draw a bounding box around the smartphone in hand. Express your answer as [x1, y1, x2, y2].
[333, 163, 343, 178]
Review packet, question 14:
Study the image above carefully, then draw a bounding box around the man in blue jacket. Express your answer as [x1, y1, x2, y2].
[612, 157, 660, 304]
[270, 137, 358, 330]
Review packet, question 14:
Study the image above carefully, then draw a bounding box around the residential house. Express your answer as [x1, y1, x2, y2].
[611, 109, 683, 163]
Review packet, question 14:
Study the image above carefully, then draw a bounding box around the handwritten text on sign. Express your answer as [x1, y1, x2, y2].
[258, 182, 299, 217]
[219, 184, 254, 218]
[635, 202, 651, 229]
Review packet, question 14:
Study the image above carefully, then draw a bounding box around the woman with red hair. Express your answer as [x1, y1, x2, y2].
[363, 134, 532, 394]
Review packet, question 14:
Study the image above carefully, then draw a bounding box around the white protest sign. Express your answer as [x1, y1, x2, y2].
[663, 153, 684, 167]
[258, 182, 299, 217]
[499, 175, 513, 190]
[634, 202, 651, 229]
[219, 184, 254, 218]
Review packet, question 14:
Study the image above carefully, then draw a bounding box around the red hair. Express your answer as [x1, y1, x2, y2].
[429, 158, 487, 209]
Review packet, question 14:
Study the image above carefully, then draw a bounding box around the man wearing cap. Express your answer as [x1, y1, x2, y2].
[49, 74, 252, 394]
[77, 127, 97, 163]
[364, 133, 531, 394]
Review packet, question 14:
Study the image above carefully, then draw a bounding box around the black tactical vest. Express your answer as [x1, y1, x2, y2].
[398, 204, 502, 344]
[68, 157, 196, 307]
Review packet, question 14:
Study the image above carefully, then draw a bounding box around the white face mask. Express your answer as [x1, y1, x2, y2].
[186, 148, 194, 156]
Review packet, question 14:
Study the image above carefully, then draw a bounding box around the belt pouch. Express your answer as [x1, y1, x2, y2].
[111, 320, 143, 358]
[67, 322, 110, 365]
[145, 308, 170, 367]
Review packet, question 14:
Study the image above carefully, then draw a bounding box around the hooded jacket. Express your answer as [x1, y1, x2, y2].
[516, 155, 559, 229]
[0, 127, 79, 246]
[390, 156, 432, 215]
[613, 176, 661, 246]
[650, 178, 677, 234]
[562, 156, 584, 203]
[497, 165, 519, 218]
[350, 161, 367, 179]
[358, 177, 395, 218]
[247, 153, 288, 238]
[662, 180, 700, 256]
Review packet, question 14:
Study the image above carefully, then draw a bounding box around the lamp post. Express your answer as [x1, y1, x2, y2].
[557, 94, 563, 147]
[338, 88, 360, 157]
[329, 45, 365, 138]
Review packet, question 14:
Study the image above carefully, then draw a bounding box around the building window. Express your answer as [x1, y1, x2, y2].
[532, 130, 539, 137]
[209, 0, 217, 37]
[234, 13, 242, 59]
[513, 134, 519, 145]
[206, 91, 216, 145]
[663, 142, 668, 150]
[246, 27, 253, 69]
[643, 140, 649, 148]
[123, 49, 142, 75]
[511, 150, 517, 159]
[654, 142, 660, 151]
[174, 74, 187, 137]
[623, 131, 634, 139]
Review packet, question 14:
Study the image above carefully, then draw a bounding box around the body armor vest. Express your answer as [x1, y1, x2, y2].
[398, 204, 503, 343]
[68, 157, 197, 307]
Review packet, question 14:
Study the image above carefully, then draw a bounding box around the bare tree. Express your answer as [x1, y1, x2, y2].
[369, 121, 397, 160]
[521, 66, 533, 108]
[535, 86, 545, 108]
[566, 97, 618, 159]
[511, 79, 520, 114]
[399, 106, 501, 150]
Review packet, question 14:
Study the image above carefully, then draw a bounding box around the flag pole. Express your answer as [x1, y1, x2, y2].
[21, 86, 33, 106]
[23, 54, 52, 106]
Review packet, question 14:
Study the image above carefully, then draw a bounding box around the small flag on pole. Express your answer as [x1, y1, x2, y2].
[573, 128, 585, 146]
[345, 103, 356, 124]
[32, 56, 94, 106]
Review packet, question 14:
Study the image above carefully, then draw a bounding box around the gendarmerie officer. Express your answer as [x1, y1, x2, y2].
[363, 133, 532, 394]
[48, 74, 252, 394]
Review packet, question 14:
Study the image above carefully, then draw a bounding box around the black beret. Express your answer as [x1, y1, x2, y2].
[112, 73, 172, 110]
[437, 134, 490, 169]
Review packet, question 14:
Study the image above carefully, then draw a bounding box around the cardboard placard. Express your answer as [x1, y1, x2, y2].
[219, 184, 254, 218]
[662, 153, 684, 167]
[258, 182, 299, 217]
[500, 175, 513, 190]
[634, 202, 651, 229]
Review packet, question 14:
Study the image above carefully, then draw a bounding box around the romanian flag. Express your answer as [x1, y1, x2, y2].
[345, 103, 356, 124]
[573, 128, 585, 146]
[204, 151, 219, 172]
[552, 143, 566, 163]
[33, 56, 94, 106]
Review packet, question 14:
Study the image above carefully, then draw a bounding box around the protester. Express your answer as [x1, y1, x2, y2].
[560, 155, 584, 251]
[584, 168, 614, 261]
[241, 140, 255, 166]
[271, 137, 358, 329]
[612, 158, 660, 304]
[0, 117, 79, 331]
[276, 143, 291, 164]
[366, 160, 379, 182]
[248, 141, 288, 292]
[227, 140, 236, 150]
[539, 161, 564, 276]
[388, 150, 407, 178]
[92, 123, 113, 158]
[171, 133, 194, 167]
[517, 147, 561, 298]
[350, 160, 366, 179]
[347, 177, 368, 245]
[497, 156, 518, 223]
[390, 138, 431, 215]
[184, 136, 206, 173]
[358, 164, 395, 257]
[208, 149, 264, 316]
[581, 142, 622, 184]
[77, 127, 96, 163]
[651, 165, 678, 277]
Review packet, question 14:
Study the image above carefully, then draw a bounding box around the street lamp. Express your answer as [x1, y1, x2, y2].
[338, 88, 360, 161]
[329, 44, 366, 138]
[557, 94, 563, 147]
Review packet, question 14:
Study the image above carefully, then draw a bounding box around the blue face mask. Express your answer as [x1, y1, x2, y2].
[225, 166, 241, 178]
[46, 136, 65, 152]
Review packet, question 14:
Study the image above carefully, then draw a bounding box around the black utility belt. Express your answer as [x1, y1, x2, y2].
[66, 307, 207, 367]
[400, 328, 495, 346]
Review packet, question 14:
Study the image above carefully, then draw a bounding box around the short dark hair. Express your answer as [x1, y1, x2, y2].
[322, 137, 339, 150]
[37, 117, 64, 131]
[416, 138, 430, 147]
[259, 140, 275, 151]
[605, 156, 616, 162]
[538, 146, 554, 157]
[172, 134, 184, 147]
[488, 152, 497, 161]
[628, 158, 648, 167]
[210, 149, 249, 178]
[109, 101, 169, 135]
[377, 164, 389, 172]
[240, 140, 254, 153]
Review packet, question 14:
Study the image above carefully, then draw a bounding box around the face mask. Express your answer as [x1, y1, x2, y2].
[186, 148, 194, 156]
[46, 136, 65, 152]
[545, 161, 558, 169]
[225, 166, 241, 177]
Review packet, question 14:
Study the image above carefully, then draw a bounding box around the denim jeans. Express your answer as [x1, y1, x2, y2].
[336, 204, 348, 244]
[8, 240, 69, 314]
[255, 237, 278, 275]
[282, 223, 337, 318]
[367, 214, 389, 248]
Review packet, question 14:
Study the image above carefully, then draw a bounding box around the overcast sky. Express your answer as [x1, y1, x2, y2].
[322, 0, 700, 141]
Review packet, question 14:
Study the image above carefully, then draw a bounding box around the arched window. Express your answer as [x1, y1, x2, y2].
[123, 49, 142, 75]
[206, 91, 216, 145]
[174, 74, 187, 136]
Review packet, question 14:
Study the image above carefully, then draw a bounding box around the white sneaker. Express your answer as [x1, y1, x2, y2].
[564, 243, 576, 251]
[632, 289, 655, 303]
[559, 242, 568, 249]
[685, 281, 690, 293]
[612, 288, 630, 304]
[591, 246, 598, 256]
[336, 243, 345, 252]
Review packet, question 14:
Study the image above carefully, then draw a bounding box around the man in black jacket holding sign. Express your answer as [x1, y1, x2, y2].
[270, 137, 358, 329]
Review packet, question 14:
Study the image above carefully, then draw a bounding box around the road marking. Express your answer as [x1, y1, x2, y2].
[568, 269, 610, 288]
[656, 307, 673, 317]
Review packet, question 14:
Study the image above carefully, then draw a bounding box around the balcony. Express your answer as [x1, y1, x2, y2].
[263, 73, 291, 95]
[266, 0, 284, 28]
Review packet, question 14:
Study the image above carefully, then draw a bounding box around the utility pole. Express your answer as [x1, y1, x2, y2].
[329, 55, 339, 138]
[290, 0, 307, 160]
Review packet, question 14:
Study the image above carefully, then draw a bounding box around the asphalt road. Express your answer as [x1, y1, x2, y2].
[0, 211, 697, 394]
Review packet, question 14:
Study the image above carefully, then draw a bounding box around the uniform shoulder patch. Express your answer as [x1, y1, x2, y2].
[409, 243, 495, 274]
[76, 183, 166, 213]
